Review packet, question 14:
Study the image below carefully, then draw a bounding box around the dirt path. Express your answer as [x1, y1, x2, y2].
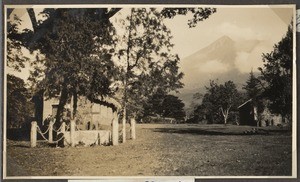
[6, 124, 292, 177]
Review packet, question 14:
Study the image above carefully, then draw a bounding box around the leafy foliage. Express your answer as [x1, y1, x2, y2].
[25, 9, 118, 124]
[192, 80, 241, 124]
[7, 74, 34, 128]
[7, 14, 29, 71]
[144, 93, 185, 120]
[243, 70, 262, 100]
[115, 8, 184, 119]
[243, 70, 265, 115]
[161, 8, 216, 28]
[258, 24, 293, 121]
[7, 7, 216, 128]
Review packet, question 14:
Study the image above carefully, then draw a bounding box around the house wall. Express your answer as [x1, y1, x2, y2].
[238, 100, 284, 127]
[41, 96, 116, 130]
[239, 102, 256, 126]
[43, 97, 59, 121]
[260, 108, 283, 127]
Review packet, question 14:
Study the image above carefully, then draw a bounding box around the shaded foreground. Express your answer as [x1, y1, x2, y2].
[6, 124, 292, 176]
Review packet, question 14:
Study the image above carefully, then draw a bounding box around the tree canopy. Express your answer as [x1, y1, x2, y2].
[144, 92, 185, 120]
[192, 80, 241, 124]
[23, 9, 119, 126]
[243, 70, 262, 101]
[7, 74, 34, 128]
[115, 8, 184, 117]
[258, 23, 293, 121]
[7, 7, 216, 129]
[7, 14, 29, 72]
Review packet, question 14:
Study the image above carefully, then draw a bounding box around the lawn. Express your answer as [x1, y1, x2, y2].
[5, 124, 292, 177]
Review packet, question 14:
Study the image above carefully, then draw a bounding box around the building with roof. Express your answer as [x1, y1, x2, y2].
[238, 99, 284, 127]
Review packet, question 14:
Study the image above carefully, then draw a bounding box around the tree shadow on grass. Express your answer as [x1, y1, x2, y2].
[151, 127, 245, 136]
[9, 144, 30, 148]
[150, 126, 292, 136]
[7, 128, 30, 141]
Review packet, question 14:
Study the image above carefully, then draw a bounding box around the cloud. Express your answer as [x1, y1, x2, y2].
[218, 22, 264, 41]
[199, 59, 229, 73]
[234, 51, 252, 73]
[234, 41, 274, 73]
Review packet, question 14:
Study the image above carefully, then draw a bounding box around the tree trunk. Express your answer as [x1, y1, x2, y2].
[72, 91, 78, 119]
[224, 115, 228, 126]
[55, 87, 69, 128]
[221, 107, 230, 126]
[26, 8, 38, 31]
[121, 8, 134, 143]
[122, 104, 126, 143]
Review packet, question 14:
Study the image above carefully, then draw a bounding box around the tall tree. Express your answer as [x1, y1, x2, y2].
[7, 7, 216, 130]
[243, 70, 264, 125]
[144, 93, 185, 120]
[258, 23, 293, 122]
[115, 8, 184, 142]
[243, 70, 262, 100]
[25, 9, 118, 127]
[218, 81, 240, 125]
[193, 80, 240, 124]
[160, 95, 186, 120]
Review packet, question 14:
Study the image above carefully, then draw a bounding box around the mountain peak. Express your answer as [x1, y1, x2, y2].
[179, 35, 262, 108]
[185, 35, 235, 59]
[210, 35, 235, 49]
[216, 35, 234, 43]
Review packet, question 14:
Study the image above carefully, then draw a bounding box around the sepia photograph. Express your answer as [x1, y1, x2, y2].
[3, 4, 296, 179]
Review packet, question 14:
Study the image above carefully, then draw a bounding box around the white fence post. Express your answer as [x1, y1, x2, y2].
[48, 121, 53, 143]
[70, 119, 75, 147]
[122, 111, 126, 143]
[61, 122, 66, 134]
[112, 112, 119, 146]
[30, 121, 37, 147]
[130, 118, 136, 140]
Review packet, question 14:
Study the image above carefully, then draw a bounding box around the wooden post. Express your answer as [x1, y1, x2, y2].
[130, 118, 136, 140]
[70, 119, 75, 147]
[48, 121, 53, 143]
[30, 121, 37, 147]
[112, 112, 119, 146]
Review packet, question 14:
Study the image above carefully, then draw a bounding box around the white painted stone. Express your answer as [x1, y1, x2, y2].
[30, 121, 37, 147]
[64, 130, 111, 147]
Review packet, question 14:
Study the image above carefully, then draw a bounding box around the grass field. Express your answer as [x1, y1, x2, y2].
[5, 124, 292, 177]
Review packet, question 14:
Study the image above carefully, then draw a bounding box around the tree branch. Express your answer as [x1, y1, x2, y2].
[105, 8, 122, 19]
[26, 8, 38, 32]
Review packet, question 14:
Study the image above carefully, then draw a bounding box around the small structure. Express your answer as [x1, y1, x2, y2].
[41, 96, 119, 130]
[260, 107, 283, 127]
[238, 99, 258, 126]
[238, 99, 284, 127]
[32, 93, 127, 147]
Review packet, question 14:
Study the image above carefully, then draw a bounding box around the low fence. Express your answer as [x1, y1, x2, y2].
[30, 118, 136, 148]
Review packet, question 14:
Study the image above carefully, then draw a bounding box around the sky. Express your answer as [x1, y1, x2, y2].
[6, 6, 294, 83]
[163, 7, 293, 69]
